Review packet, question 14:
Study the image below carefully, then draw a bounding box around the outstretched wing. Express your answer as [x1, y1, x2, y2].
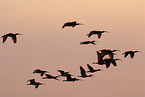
[87, 33, 92, 38]
[130, 53, 134, 58]
[35, 84, 39, 89]
[80, 66, 87, 76]
[111, 60, 117, 66]
[124, 52, 130, 58]
[97, 33, 102, 38]
[87, 64, 94, 71]
[104, 59, 111, 68]
[2, 36, 8, 43]
[11, 35, 17, 43]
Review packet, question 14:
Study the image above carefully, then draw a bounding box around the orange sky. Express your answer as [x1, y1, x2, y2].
[0, 0, 144, 97]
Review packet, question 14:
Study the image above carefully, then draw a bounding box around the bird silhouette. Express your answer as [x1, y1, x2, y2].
[78, 66, 94, 78]
[80, 40, 97, 45]
[63, 74, 81, 82]
[106, 49, 120, 59]
[102, 58, 122, 68]
[62, 21, 83, 29]
[42, 74, 59, 80]
[27, 79, 44, 89]
[122, 51, 140, 59]
[57, 70, 70, 77]
[1, 33, 22, 43]
[86, 30, 108, 38]
[33, 69, 48, 76]
[99, 49, 120, 60]
[87, 64, 102, 73]
[93, 50, 117, 65]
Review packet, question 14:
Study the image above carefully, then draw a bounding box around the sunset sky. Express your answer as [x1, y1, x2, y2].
[0, 0, 144, 97]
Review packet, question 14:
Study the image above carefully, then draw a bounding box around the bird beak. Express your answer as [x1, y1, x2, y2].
[42, 83, 45, 86]
[79, 23, 83, 25]
[17, 33, 22, 35]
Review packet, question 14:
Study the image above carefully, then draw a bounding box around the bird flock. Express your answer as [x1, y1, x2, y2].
[1, 21, 140, 89]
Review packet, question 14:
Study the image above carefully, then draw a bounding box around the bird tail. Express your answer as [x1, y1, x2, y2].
[91, 41, 96, 45]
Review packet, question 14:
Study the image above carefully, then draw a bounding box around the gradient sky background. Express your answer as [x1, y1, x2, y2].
[0, 0, 144, 97]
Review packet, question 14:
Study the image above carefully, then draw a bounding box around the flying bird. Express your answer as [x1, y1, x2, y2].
[122, 51, 140, 59]
[93, 57, 121, 68]
[42, 74, 59, 80]
[1, 33, 22, 43]
[86, 30, 108, 38]
[27, 79, 44, 89]
[62, 21, 83, 29]
[99, 49, 120, 59]
[63, 74, 81, 82]
[87, 64, 102, 73]
[57, 70, 70, 77]
[102, 58, 122, 68]
[107, 50, 119, 59]
[80, 40, 97, 45]
[78, 66, 93, 78]
[33, 69, 48, 76]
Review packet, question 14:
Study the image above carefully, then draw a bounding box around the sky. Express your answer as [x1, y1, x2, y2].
[0, 0, 144, 97]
